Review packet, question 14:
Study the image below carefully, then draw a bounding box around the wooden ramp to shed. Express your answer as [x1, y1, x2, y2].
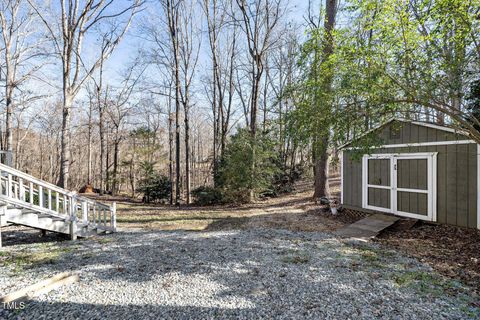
[335, 214, 400, 240]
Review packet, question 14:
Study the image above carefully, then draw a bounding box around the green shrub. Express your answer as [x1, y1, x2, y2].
[215, 128, 281, 203]
[271, 165, 306, 195]
[138, 161, 171, 203]
[191, 186, 223, 205]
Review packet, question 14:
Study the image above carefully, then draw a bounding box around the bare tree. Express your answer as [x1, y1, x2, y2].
[28, 0, 142, 188]
[177, 0, 200, 204]
[203, 0, 223, 176]
[235, 0, 282, 199]
[0, 0, 47, 159]
[87, 57, 109, 193]
[85, 86, 95, 184]
[235, 0, 282, 136]
[107, 64, 144, 195]
[163, 0, 183, 204]
[203, 0, 237, 171]
[267, 25, 299, 169]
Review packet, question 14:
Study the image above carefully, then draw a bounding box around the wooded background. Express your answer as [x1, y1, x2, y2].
[0, 0, 478, 204]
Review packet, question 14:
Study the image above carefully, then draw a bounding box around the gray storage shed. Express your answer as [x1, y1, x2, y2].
[341, 118, 479, 229]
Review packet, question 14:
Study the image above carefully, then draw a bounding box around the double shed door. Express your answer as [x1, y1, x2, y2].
[362, 153, 436, 221]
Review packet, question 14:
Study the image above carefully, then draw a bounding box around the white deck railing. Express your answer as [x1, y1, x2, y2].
[0, 163, 116, 233]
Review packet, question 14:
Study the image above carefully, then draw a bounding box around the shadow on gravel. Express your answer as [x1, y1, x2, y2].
[3, 230, 479, 319]
[1, 226, 68, 247]
[2, 300, 257, 319]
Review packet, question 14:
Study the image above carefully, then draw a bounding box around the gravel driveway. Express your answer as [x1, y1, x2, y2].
[1, 229, 478, 319]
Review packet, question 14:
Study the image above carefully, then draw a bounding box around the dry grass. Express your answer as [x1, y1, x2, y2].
[0, 244, 76, 273]
[113, 177, 350, 233]
[376, 222, 480, 294]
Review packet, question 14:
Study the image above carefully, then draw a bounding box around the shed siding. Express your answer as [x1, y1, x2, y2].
[468, 144, 477, 228]
[342, 120, 477, 229]
[343, 152, 362, 207]
[376, 121, 469, 145]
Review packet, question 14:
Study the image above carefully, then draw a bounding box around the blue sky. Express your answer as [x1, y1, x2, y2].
[103, 0, 313, 82]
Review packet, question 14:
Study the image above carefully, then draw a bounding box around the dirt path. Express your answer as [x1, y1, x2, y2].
[112, 179, 356, 233]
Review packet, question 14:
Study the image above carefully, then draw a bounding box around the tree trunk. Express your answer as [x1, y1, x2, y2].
[175, 103, 181, 204]
[98, 75, 106, 194]
[313, 136, 329, 198]
[99, 106, 106, 193]
[106, 131, 111, 193]
[167, 0, 182, 205]
[130, 139, 137, 198]
[249, 59, 263, 201]
[87, 102, 93, 184]
[223, 31, 236, 156]
[184, 100, 191, 204]
[5, 74, 13, 156]
[59, 92, 72, 188]
[211, 34, 218, 185]
[168, 112, 174, 205]
[312, 0, 337, 199]
[3, 21, 14, 165]
[112, 138, 120, 196]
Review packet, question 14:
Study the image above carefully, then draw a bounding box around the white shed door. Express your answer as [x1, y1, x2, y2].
[362, 153, 436, 221]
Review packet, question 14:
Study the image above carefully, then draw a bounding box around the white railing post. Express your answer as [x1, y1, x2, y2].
[112, 202, 117, 231]
[69, 196, 77, 240]
[19, 178, 25, 201]
[7, 174, 12, 198]
[63, 195, 67, 215]
[13, 180, 18, 199]
[48, 189, 52, 211]
[29, 182, 34, 205]
[0, 205, 6, 248]
[82, 202, 88, 224]
[38, 185, 43, 208]
[103, 208, 107, 227]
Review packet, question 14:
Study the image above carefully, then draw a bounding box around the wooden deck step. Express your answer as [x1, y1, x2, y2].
[335, 214, 400, 240]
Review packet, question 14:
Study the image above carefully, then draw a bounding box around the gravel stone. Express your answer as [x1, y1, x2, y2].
[0, 229, 478, 319]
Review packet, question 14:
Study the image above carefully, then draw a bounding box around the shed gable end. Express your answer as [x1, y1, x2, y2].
[376, 121, 469, 145]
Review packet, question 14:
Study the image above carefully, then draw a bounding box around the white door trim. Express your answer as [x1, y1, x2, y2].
[362, 153, 437, 221]
[362, 154, 393, 213]
[340, 150, 344, 204]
